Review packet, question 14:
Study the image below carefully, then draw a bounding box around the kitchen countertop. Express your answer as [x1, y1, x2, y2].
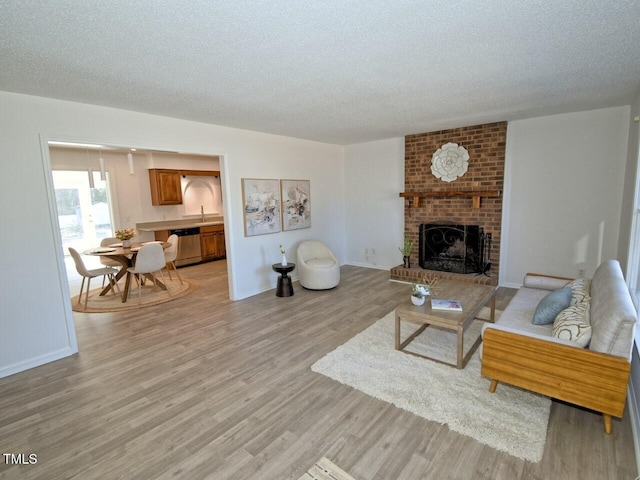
[136, 217, 224, 232]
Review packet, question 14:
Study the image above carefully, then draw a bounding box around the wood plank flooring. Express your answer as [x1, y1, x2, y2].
[0, 262, 637, 479]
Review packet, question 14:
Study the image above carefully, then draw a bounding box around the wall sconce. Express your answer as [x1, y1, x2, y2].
[86, 148, 95, 188]
[99, 150, 106, 181]
[127, 152, 134, 174]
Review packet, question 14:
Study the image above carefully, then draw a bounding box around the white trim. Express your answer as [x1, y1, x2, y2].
[628, 380, 640, 476]
[499, 122, 514, 286]
[39, 135, 79, 356]
[499, 281, 523, 289]
[345, 261, 393, 271]
[218, 153, 237, 300]
[0, 347, 76, 379]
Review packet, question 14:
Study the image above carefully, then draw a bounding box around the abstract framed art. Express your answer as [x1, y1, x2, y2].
[281, 179, 311, 231]
[241, 178, 281, 236]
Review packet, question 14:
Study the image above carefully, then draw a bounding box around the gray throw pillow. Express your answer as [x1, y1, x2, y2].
[532, 287, 573, 325]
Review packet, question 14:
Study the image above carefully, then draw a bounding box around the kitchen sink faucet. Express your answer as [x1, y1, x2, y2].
[201, 205, 205, 222]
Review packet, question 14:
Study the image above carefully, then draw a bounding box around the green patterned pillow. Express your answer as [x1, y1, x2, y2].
[566, 278, 591, 305]
[552, 302, 591, 347]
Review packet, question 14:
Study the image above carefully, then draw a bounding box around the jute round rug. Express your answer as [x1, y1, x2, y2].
[311, 308, 551, 463]
[71, 276, 198, 313]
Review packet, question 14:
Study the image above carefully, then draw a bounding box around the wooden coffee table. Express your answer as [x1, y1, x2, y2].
[394, 280, 497, 369]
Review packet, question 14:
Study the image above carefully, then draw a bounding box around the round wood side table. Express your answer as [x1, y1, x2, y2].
[272, 263, 296, 297]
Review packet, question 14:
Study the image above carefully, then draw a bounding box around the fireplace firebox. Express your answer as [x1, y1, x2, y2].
[419, 223, 490, 274]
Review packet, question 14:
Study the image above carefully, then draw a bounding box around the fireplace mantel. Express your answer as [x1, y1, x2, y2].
[399, 190, 501, 209]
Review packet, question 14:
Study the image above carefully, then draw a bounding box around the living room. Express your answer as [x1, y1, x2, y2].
[1, 2, 640, 479]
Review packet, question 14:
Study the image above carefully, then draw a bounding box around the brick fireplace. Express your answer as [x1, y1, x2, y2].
[391, 122, 506, 286]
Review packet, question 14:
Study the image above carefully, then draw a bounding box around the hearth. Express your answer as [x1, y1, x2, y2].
[419, 223, 490, 275]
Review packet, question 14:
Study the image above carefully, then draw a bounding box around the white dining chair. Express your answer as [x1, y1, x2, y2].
[69, 247, 121, 308]
[163, 234, 183, 285]
[127, 243, 171, 303]
[99, 236, 121, 270]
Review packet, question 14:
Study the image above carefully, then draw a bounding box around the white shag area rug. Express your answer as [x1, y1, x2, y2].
[311, 310, 551, 463]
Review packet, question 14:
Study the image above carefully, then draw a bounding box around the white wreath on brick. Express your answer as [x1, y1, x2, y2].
[431, 142, 469, 182]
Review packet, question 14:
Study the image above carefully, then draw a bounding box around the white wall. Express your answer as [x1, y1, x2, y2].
[344, 138, 405, 269]
[0, 91, 343, 378]
[502, 106, 631, 286]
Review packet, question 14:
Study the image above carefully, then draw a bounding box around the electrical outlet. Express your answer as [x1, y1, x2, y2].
[365, 248, 369, 261]
[578, 268, 586, 278]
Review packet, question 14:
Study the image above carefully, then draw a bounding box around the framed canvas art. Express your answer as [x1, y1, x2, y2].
[281, 179, 311, 231]
[242, 178, 282, 236]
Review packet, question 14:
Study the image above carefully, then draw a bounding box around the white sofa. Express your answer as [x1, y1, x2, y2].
[296, 240, 340, 290]
[481, 259, 636, 433]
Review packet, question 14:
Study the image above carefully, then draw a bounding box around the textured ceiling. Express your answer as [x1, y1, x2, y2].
[1, 1, 639, 145]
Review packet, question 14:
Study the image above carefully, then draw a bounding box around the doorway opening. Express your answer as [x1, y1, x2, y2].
[46, 141, 233, 303]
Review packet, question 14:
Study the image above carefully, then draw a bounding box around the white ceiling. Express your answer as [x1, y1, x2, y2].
[1, 1, 639, 145]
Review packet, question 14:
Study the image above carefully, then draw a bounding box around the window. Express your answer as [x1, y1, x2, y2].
[624, 121, 640, 352]
[52, 170, 114, 253]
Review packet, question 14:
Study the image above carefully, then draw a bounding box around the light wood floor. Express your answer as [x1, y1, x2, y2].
[0, 263, 636, 479]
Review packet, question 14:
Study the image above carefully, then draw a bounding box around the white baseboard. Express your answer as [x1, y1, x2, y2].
[0, 347, 76, 379]
[499, 281, 522, 289]
[345, 261, 393, 271]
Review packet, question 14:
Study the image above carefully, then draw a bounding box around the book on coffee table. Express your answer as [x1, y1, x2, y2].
[431, 299, 463, 311]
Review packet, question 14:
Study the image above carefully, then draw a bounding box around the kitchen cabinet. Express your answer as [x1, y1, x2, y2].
[149, 169, 182, 205]
[153, 230, 170, 242]
[201, 225, 226, 260]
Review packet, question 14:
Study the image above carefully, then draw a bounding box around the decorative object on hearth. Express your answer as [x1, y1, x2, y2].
[398, 236, 413, 268]
[431, 142, 469, 182]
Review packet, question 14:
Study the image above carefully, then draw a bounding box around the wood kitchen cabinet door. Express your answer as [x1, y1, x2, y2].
[201, 225, 226, 260]
[149, 169, 183, 205]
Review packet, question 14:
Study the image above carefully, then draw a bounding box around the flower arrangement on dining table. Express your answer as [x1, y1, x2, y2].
[115, 228, 136, 241]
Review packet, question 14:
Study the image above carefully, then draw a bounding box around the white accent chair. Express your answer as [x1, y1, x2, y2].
[69, 247, 120, 308]
[163, 234, 183, 285]
[127, 243, 170, 303]
[297, 240, 340, 290]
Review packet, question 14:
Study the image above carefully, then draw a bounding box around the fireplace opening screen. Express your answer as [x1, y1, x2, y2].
[419, 224, 485, 274]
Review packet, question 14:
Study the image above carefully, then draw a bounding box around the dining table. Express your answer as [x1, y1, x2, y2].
[83, 241, 171, 303]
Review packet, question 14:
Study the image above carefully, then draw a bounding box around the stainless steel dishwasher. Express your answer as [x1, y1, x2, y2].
[170, 227, 202, 266]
